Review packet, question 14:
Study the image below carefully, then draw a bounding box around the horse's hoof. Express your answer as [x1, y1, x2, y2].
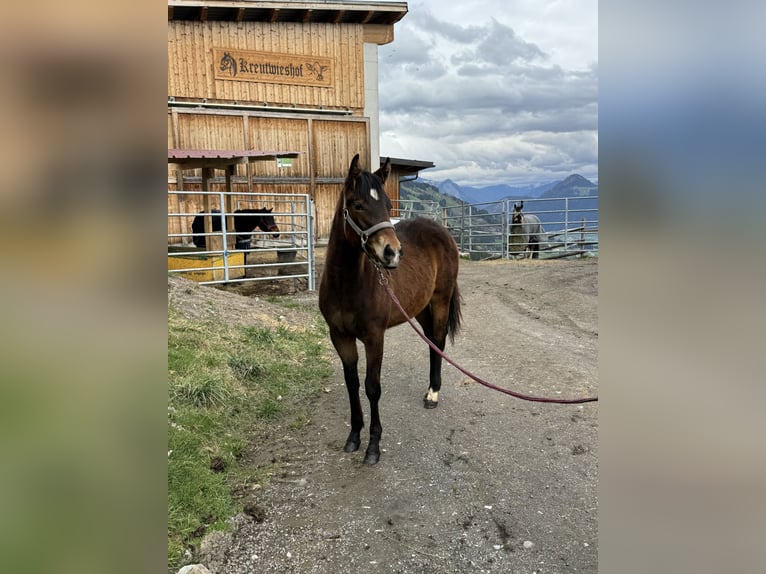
[344, 439, 361, 453]
[423, 399, 439, 409]
[363, 451, 380, 465]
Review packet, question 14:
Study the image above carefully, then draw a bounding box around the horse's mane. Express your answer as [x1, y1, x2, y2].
[353, 172, 392, 211]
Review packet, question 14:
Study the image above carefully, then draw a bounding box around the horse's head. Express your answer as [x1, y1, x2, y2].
[512, 201, 524, 226]
[342, 154, 402, 269]
[257, 208, 280, 239]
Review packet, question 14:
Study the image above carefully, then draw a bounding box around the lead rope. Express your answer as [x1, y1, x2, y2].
[375, 265, 598, 404]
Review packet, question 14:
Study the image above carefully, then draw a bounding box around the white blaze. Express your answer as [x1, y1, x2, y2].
[370, 189, 379, 201]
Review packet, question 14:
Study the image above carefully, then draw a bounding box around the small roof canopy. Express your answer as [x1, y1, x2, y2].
[385, 157, 435, 176]
[168, 148, 302, 170]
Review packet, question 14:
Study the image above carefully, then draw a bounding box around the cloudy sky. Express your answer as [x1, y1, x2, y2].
[377, 0, 598, 187]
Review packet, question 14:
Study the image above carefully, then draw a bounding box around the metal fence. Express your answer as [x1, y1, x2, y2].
[167, 190, 315, 289]
[397, 196, 598, 260]
[391, 198, 442, 221]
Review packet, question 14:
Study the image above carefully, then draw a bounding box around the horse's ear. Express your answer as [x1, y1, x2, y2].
[266, 207, 273, 212]
[519, 201, 524, 209]
[375, 157, 391, 184]
[348, 154, 362, 181]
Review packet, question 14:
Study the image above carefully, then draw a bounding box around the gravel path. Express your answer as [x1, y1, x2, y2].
[196, 258, 598, 574]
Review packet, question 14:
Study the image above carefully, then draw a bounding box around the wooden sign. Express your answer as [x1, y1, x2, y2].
[214, 48, 333, 88]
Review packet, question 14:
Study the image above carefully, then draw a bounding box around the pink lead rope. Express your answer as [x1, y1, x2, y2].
[376, 266, 598, 405]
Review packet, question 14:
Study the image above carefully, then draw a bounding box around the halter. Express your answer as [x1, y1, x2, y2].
[342, 190, 395, 247]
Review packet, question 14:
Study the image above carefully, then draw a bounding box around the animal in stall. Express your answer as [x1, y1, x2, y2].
[191, 208, 279, 249]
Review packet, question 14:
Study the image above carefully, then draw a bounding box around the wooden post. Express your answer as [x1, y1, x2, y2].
[224, 165, 236, 250]
[202, 167, 222, 253]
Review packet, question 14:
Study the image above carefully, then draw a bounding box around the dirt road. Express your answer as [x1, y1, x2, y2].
[199, 258, 598, 574]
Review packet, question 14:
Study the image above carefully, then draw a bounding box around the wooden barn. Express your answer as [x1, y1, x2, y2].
[167, 0, 431, 246]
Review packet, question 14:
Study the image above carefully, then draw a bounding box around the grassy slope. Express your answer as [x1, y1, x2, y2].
[167, 302, 332, 569]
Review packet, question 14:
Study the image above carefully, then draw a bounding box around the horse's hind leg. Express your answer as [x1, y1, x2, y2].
[416, 305, 448, 409]
[529, 238, 540, 259]
[330, 332, 363, 453]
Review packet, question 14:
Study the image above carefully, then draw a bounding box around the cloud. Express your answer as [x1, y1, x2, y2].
[378, 3, 598, 186]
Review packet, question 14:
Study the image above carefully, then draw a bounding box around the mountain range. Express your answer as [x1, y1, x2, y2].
[399, 174, 598, 235]
[429, 174, 598, 204]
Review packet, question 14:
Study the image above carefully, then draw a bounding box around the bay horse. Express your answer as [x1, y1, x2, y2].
[318, 155, 462, 465]
[191, 208, 279, 249]
[509, 201, 545, 259]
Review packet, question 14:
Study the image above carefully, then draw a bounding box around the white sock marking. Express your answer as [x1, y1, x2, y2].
[426, 389, 439, 403]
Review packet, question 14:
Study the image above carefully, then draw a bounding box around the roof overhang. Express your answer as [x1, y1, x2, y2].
[385, 157, 435, 175]
[168, 1, 408, 27]
[168, 148, 302, 170]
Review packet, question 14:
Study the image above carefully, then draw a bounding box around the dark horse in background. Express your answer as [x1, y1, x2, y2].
[510, 201, 546, 259]
[319, 155, 462, 465]
[191, 208, 279, 249]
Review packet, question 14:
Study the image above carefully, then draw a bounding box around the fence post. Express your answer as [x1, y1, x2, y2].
[460, 204, 465, 252]
[564, 197, 569, 253]
[290, 198, 297, 248]
[502, 199, 508, 259]
[307, 196, 315, 291]
[219, 191, 229, 281]
[467, 205, 473, 255]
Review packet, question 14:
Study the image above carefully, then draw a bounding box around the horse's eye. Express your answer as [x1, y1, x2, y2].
[353, 202, 364, 211]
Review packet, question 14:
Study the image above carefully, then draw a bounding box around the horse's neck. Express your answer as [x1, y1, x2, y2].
[324, 219, 372, 286]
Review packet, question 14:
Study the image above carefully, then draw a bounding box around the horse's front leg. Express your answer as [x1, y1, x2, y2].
[362, 338, 385, 465]
[330, 332, 363, 453]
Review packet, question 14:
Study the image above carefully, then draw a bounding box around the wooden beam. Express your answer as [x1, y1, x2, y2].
[169, 157, 247, 171]
[171, 110, 183, 191]
[298, 9, 312, 23]
[235, 7, 245, 22]
[363, 24, 395, 45]
[268, 8, 279, 23]
[200, 6, 208, 22]
[242, 114, 252, 193]
[168, 6, 173, 20]
[224, 166, 236, 250]
[307, 117, 315, 201]
[359, 11, 374, 24]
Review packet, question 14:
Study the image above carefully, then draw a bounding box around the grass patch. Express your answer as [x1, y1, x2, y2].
[167, 305, 332, 569]
[265, 295, 301, 309]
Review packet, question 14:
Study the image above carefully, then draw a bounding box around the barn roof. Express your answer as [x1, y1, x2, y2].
[386, 157, 435, 175]
[168, 148, 302, 169]
[168, 0, 408, 25]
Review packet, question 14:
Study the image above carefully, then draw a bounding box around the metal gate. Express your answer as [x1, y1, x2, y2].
[440, 196, 598, 260]
[167, 190, 315, 289]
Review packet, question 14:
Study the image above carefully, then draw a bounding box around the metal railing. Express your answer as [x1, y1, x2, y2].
[442, 201, 507, 258]
[167, 190, 315, 289]
[442, 196, 598, 260]
[391, 198, 442, 221]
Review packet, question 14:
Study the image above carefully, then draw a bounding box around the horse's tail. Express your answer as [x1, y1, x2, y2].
[447, 283, 463, 344]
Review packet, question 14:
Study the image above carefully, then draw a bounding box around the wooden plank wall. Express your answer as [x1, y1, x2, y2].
[167, 110, 375, 242]
[168, 21, 365, 111]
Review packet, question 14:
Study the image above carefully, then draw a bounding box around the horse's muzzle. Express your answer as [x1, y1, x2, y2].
[382, 244, 402, 268]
